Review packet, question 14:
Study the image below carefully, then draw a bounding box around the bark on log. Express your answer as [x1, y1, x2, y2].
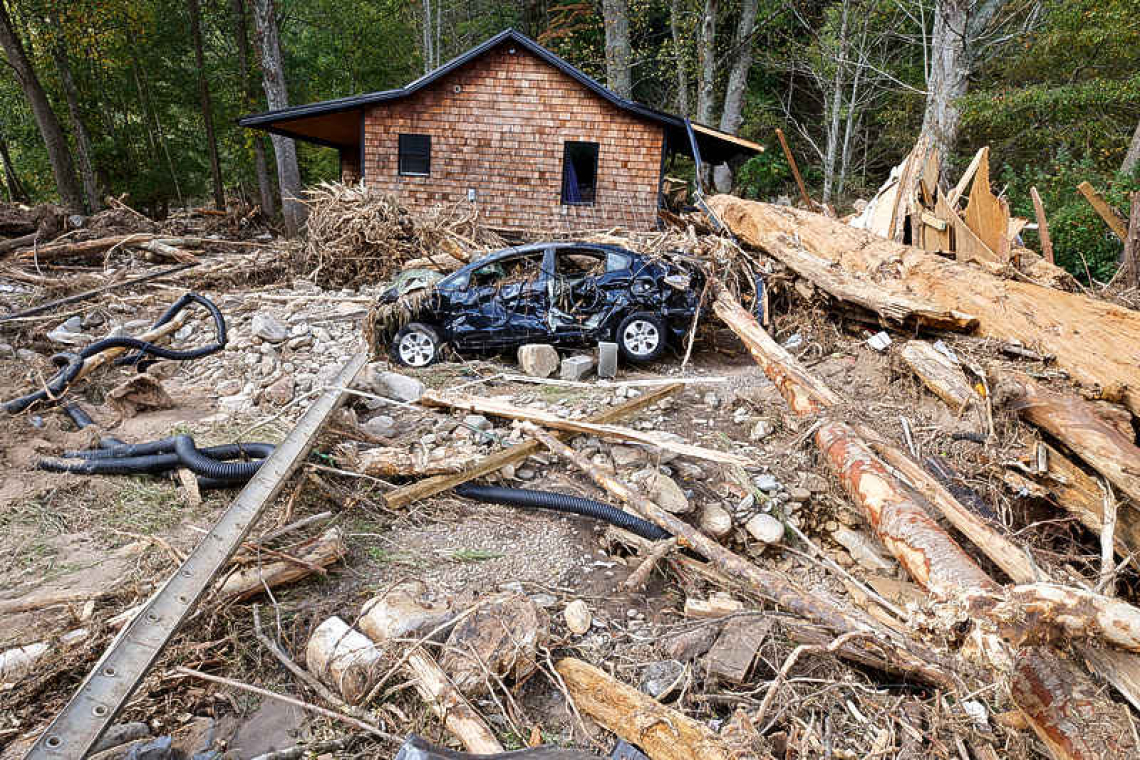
[964, 584, 1140, 652]
[11, 233, 158, 261]
[421, 390, 749, 466]
[708, 195, 1140, 417]
[710, 284, 1138, 759]
[993, 371, 1140, 505]
[899, 340, 979, 412]
[305, 616, 383, 705]
[340, 445, 480, 478]
[555, 657, 746, 760]
[214, 527, 346, 603]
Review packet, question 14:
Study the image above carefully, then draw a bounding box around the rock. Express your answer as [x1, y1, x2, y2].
[831, 526, 896, 572]
[597, 341, 618, 379]
[90, 723, 152, 755]
[788, 487, 811, 503]
[732, 406, 751, 424]
[702, 392, 720, 408]
[516, 467, 536, 480]
[517, 343, 559, 378]
[684, 593, 743, 618]
[0, 341, 12, 357]
[803, 473, 829, 493]
[564, 599, 591, 635]
[463, 414, 491, 430]
[645, 471, 690, 513]
[560, 354, 595, 381]
[700, 503, 733, 537]
[15, 348, 37, 363]
[664, 626, 719, 661]
[610, 444, 646, 468]
[362, 414, 396, 438]
[287, 334, 313, 350]
[357, 364, 426, 402]
[251, 312, 288, 343]
[750, 419, 774, 441]
[639, 660, 684, 698]
[122, 736, 173, 760]
[440, 593, 548, 696]
[47, 316, 91, 345]
[225, 696, 303, 758]
[264, 375, 294, 406]
[745, 513, 784, 544]
[753, 474, 780, 492]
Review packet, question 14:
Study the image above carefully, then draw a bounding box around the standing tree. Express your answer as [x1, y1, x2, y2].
[1122, 119, 1140, 178]
[46, 7, 100, 211]
[231, 0, 275, 213]
[188, 0, 225, 210]
[602, 0, 631, 98]
[251, 0, 306, 235]
[0, 0, 83, 211]
[695, 0, 718, 125]
[669, 0, 690, 115]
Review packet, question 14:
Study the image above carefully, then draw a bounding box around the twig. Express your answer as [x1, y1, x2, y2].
[784, 523, 907, 620]
[256, 510, 334, 544]
[172, 665, 398, 741]
[620, 538, 677, 592]
[249, 735, 366, 760]
[753, 631, 869, 728]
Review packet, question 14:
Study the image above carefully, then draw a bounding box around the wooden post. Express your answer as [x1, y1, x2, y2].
[1121, 192, 1140, 287]
[1076, 181, 1128, 241]
[775, 127, 813, 209]
[1030, 187, 1055, 264]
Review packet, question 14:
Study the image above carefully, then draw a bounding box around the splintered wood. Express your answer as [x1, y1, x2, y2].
[899, 340, 978, 412]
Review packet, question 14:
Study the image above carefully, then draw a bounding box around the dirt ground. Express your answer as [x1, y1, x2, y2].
[0, 255, 1132, 760]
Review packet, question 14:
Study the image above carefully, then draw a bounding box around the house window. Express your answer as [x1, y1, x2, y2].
[561, 141, 599, 205]
[398, 134, 431, 176]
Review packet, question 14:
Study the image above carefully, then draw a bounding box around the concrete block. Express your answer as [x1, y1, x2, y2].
[518, 343, 559, 378]
[597, 341, 618, 379]
[560, 355, 595, 381]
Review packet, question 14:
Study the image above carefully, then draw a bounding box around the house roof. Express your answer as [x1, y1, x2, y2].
[238, 29, 762, 165]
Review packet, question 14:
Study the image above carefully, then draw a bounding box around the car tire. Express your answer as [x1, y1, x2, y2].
[616, 312, 666, 363]
[392, 323, 441, 368]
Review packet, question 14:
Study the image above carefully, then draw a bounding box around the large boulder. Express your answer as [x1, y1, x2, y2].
[517, 344, 559, 378]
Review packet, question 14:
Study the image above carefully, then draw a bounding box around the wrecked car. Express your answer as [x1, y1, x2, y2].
[378, 242, 703, 367]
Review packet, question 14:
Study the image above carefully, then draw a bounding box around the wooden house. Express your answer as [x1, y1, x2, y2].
[240, 29, 761, 233]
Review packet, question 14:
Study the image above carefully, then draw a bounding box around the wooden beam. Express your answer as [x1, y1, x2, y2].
[382, 383, 680, 509]
[1030, 187, 1055, 264]
[947, 146, 988, 208]
[775, 127, 813, 209]
[1076, 181, 1128, 241]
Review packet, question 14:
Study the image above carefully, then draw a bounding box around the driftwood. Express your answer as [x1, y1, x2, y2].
[964, 584, 1140, 652]
[421, 390, 749, 466]
[899, 340, 978, 412]
[993, 371, 1140, 505]
[11, 233, 159, 261]
[342, 445, 481, 478]
[710, 284, 1138, 759]
[708, 194, 1140, 417]
[383, 383, 679, 509]
[555, 657, 747, 760]
[305, 616, 383, 705]
[214, 528, 346, 603]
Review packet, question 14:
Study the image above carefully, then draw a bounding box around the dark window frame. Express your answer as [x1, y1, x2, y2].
[561, 141, 599, 206]
[398, 133, 431, 177]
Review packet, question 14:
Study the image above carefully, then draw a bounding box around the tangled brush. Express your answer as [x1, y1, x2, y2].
[300, 182, 506, 287]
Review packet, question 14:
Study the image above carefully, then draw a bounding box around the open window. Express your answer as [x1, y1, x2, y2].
[398, 134, 431, 176]
[561, 141, 599, 205]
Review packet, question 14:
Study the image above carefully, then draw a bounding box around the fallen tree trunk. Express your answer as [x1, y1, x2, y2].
[11, 233, 159, 262]
[992, 371, 1140, 505]
[555, 657, 750, 760]
[899, 340, 979, 412]
[708, 195, 1140, 417]
[421, 390, 750, 466]
[213, 527, 346, 603]
[710, 284, 1138, 759]
[964, 584, 1140, 652]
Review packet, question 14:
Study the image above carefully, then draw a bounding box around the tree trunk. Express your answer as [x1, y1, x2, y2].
[670, 0, 689, 115]
[602, 0, 632, 98]
[0, 2, 83, 211]
[0, 135, 28, 203]
[695, 0, 717, 125]
[718, 0, 757, 135]
[919, 0, 969, 162]
[1120, 118, 1140, 178]
[822, 0, 850, 204]
[231, 0, 276, 214]
[250, 0, 306, 235]
[708, 194, 1140, 417]
[46, 24, 99, 212]
[420, 0, 433, 74]
[188, 0, 225, 210]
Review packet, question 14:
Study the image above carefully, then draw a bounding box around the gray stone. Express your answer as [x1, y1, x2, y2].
[356, 364, 426, 402]
[753, 474, 780, 492]
[645, 471, 690, 513]
[517, 343, 559, 378]
[463, 414, 491, 430]
[610, 445, 646, 468]
[702, 392, 720, 408]
[788, 487, 812, 503]
[750, 419, 774, 441]
[560, 354, 595, 381]
[745, 513, 785, 545]
[251, 312, 288, 343]
[287, 333, 313, 350]
[263, 375, 294, 406]
[216, 379, 241, 396]
[226, 696, 304, 758]
[597, 341, 618, 379]
[516, 467, 536, 480]
[123, 736, 173, 760]
[639, 660, 684, 698]
[15, 348, 37, 362]
[47, 316, 91, 345]
[0, 342, 12, 356]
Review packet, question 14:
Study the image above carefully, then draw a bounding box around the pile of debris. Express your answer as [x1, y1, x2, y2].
[301, 183, 507, 286]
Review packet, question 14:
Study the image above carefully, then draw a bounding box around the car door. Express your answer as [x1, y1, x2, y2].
[547, 246, 634, 341]
[444, 252, 547, 349]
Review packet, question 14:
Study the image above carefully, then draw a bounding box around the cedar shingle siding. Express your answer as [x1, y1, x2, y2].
[358, 44, 664, 233]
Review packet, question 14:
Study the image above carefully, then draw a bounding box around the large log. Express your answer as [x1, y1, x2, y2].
[709, 284, 1138, 759]
[993, 371, 1140, 505]
[708, 195, 1140, 417]
[964, 584, 1140, 652]
[555, 657, 748, 760]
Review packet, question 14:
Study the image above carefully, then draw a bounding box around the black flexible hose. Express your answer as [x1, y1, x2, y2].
[454, 483, 671, 541]
[3, 293, 227, 414]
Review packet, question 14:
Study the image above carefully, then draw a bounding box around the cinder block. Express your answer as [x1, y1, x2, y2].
[597, 341, 618, 379]
[560, 355, 595, 381]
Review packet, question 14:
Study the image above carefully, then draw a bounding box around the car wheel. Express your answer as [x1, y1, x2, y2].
[616, 313, 666, 363]
[392, 323, 441, 367]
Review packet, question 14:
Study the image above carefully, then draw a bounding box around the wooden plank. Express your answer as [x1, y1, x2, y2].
[705, 618, 771, 683]
[1077, 180, 1128, 241]
[947, 146, 988, 208]
[963, 151, 1011, 261]
[920, 147, 940, 207]
[775, 128, 813, 210]
[899, 340, 978, 412]
[920, 210, 951, 252]
[24, 353, 368, 760]
[420, 390, 750, 466]
[383, 383, 680, 509]
[937, 190, 999, 263]
[1030, 186, 1054, 263]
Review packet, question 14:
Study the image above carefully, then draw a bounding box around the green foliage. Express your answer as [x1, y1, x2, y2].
[736, 151, 790, 199]
[1000, 149, 1140, 282]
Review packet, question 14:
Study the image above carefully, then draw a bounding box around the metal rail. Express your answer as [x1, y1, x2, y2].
[24, 352, 367, 759]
